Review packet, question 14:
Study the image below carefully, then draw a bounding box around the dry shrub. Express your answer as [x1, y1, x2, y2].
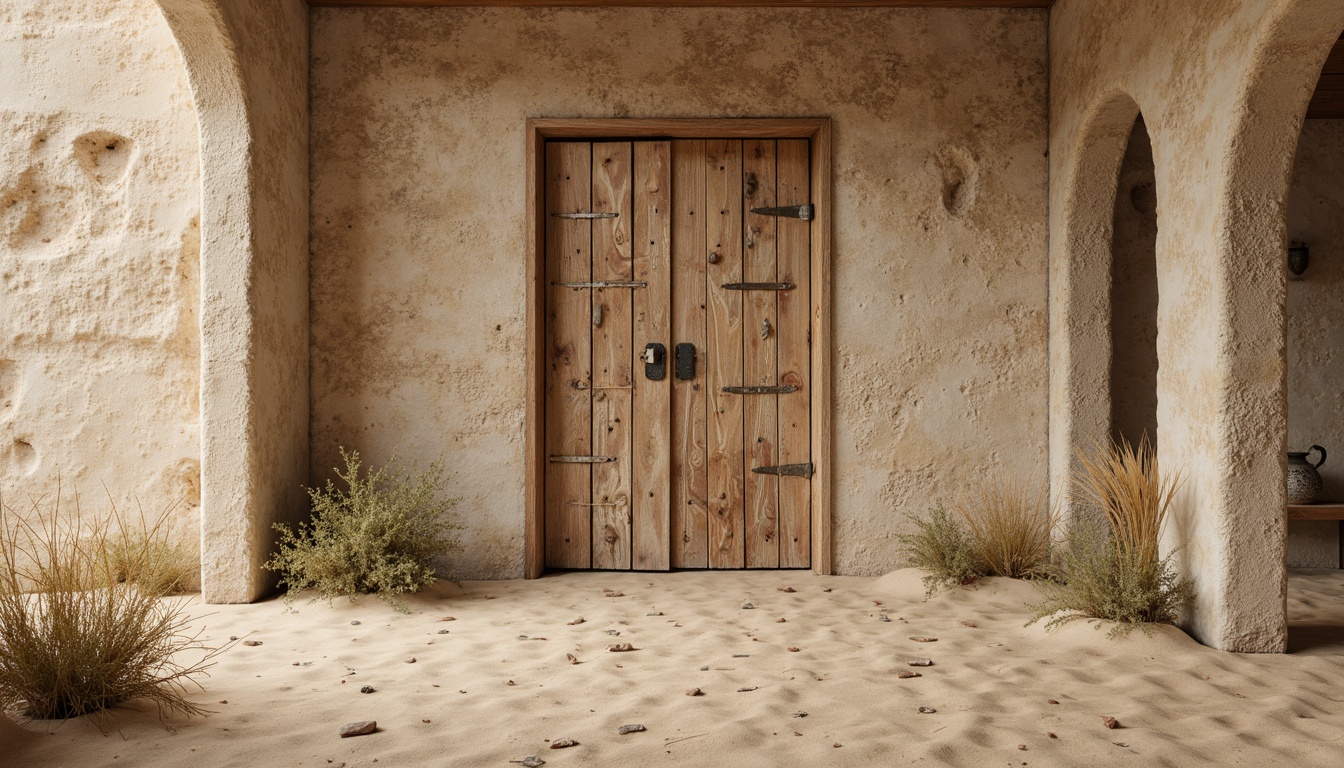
[265, 449, 460, 611]
[108, 528, 199, 597]
[897, 503, 982, 598]
[1029, 436, 1195, 637]
[956, 478, 1056, 580]
[0, 489, 224, 721]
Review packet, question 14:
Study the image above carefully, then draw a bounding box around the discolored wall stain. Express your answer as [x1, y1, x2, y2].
[310, 8, 1050, 580]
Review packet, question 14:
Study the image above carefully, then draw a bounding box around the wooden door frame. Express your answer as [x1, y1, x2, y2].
[524, 118, 833, 577]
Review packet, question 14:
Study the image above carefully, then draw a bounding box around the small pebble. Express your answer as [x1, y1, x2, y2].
[229, 635, 238, 641]
[960, 620, 978, 628]
[1017, 744, 1027, 751]
[507, 680, 516, 686]
[779, 587, 796, 593]
[918, 707, 936, 714]
[1102, 716, 1119, 729]
[897, 671, 922, 679]
[339, 721, 377, 738]
[907, 658, 934, 667]
[741, 603, 755, 610]
[910, 637, 938, 643]
[292, 662, 300, 666]
[517, 635, 529, 640]
[243, 640, 263, 647]
[360, 686, 375, 694]
[1113, 742, 1130, 748]
[567, 617, 585, 625]
[607, 630, 621, 636]
[732, 654, 751, 658]
[877, 615, 891, 622]
[219, 700, 228, 704]
[775, 618, 786, 623]
[685, 688, 703, 696]
[509, 757, 544, 768]
[440, 616, 456, 622]
[737, 687, 758, 693]
[647, 611, 663, 616]
[604, 591, 625, 598]
[567, 654, 580, 665]
[617, 724, 646, 735]
[699, 665, 709, 671]
[822, 587, 832, 593]
[788, 647, 800, 652]
[792, 711, 807, 718]
[404, 657, 416, 664]
[549, 738, 579, 749]
[350, 620, 361, 626]
[438, 629, 450, 635]
[1048, 732, 1057, 739]
[1048, 699, 1060, 705]
[608, 643, 635, 652]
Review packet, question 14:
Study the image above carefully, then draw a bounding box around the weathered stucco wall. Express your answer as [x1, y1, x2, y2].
[1286, 120, 1344, 568]
[311, 8, 1049, 579]
[1050, 0, 1344, 651]
[155, 0, 310, 602]
[0, 0, 201, 553]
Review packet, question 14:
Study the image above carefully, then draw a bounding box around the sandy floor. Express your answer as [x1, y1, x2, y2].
[3, 568, 1343, 768]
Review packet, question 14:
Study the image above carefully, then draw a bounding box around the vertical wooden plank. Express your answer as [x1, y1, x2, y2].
[808, 123, 832, 574]
[706, 140, 745, 569]
[632, 141, 672, 570]
[671, 140, 709, 569]
[777, 138, 812, 569]
[742, 140, 780, 569]
[545, 142, 593, 569]
[525, 124, 545, 578]
[590, 142, 633, 570]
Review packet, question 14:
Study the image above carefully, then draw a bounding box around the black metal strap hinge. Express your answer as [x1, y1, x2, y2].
[750, 204, 813, 221]
[752, 463, 814, 478]
[722, 385, 799, 395]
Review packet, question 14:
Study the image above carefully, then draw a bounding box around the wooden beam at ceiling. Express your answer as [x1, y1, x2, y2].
[1307, 34, 1344, 120]
[309, 1, 1052, 8]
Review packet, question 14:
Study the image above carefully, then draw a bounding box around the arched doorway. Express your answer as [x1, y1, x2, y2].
[1110, 117, 1159, 451]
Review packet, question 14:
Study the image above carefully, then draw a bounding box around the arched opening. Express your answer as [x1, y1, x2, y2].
[1284, 31, 1344, 651]
[1109, 117, 1159, 451]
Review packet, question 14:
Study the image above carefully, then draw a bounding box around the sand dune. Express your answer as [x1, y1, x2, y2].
[3, 569, 1343, 767]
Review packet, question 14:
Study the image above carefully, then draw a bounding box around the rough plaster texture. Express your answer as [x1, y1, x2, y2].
[1109, 118, 1159, 450]
[154, 0, 310, 602]
[1049, 0, 1344, 651]
[310, 8, 1049, 580]
[1286, 120, 1344, 568]
[0, 0, 201, 555]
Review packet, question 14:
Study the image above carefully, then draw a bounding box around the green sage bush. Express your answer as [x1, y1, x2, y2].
[897, 502, 983, 598]
[265, 449, 460, 610]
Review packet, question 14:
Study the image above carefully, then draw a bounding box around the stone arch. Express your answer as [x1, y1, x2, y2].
[1211, 0, 1344, 651]
[1048, 91, 1144, 524]
[152, 0, 310, 604]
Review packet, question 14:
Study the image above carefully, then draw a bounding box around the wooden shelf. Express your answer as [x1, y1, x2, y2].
[1287, 503, 1344, 521]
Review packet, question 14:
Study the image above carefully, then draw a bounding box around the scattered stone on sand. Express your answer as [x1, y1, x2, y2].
[778, 587, 796, 593]
[918, 707, 936, 714]
[686, 687, 703, 696]
[775, 618, 786, 623]
[567, 617, 585, 625]
[822, 587, 832, 592]
[1018, 744, 1027, 751]
[243, 640, 263, 647]
[549, 738, 579, 749]
[832, 742, 842, 747]
[510, 756, 545, 767]
[897, 671, 922, 679]
[607, 630, 621, 636]
[567, 654, 580, 665]
[360, 686, 375, 694]
[907, 658, 934, 667]
[960, 620, 977, 628]
[422, 719, 431, 723]
[1102, 716, 1119, 729]
[737, 687, 758, 692]
[517, 635, 529, 640]
[732, 654, 751, 658]
[292, 662, 300, 666]
[405, 657, 416, 664]
[741, 603, 755, 609]
[438, 629, 450, 635]
[608, 643, 635, 652]
[788, 647, 800, 652]
[647, 611, 663, 616]
[219, 700, 228, 704]
[617, 724, 646, 735]
[604, 590, 625, 598]
[1047, 699, 1060, 705]
[1113, 742, 1130, 748]
[339, 721, 377, 738]
[440, 616, 456, 622]
[877, 615, 891, 622]
[229, 636, 238, 641]
[910, 637, 938, 643]
[699, 665, 709, 671]
[350, 621, 361, 626]
[507, 680, 516, 686]
[792, 711, 807, 718]
[1048, 732, 1058, 739]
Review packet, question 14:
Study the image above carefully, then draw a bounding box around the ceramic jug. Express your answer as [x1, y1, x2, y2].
[1287, 445, 1327, 504]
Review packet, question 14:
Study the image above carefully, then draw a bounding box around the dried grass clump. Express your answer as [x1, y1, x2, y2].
[956, 478, 1056, 580]
[897, 503, 982, 598]
[0, 490, 222, 721]
[1029, 437, 1195, 637]
[265, 449, 460, 611]
[109, 529, 199, 597]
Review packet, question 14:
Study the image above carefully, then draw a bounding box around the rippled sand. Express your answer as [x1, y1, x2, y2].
[4, 568, 1343, 767]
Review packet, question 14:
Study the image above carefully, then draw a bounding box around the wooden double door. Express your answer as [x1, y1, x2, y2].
[544, 139, 812, 571]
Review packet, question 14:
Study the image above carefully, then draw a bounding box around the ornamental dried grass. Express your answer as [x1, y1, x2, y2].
[264, 448, 460, 611]
[956, 477, 1056, 580]
[0, 488, 224, 722]
[897, 502, 982, 598]
[1028, 436, 1195, 637]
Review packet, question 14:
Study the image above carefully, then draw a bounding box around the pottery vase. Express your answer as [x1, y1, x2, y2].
[1287, 445, 1327, 504]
